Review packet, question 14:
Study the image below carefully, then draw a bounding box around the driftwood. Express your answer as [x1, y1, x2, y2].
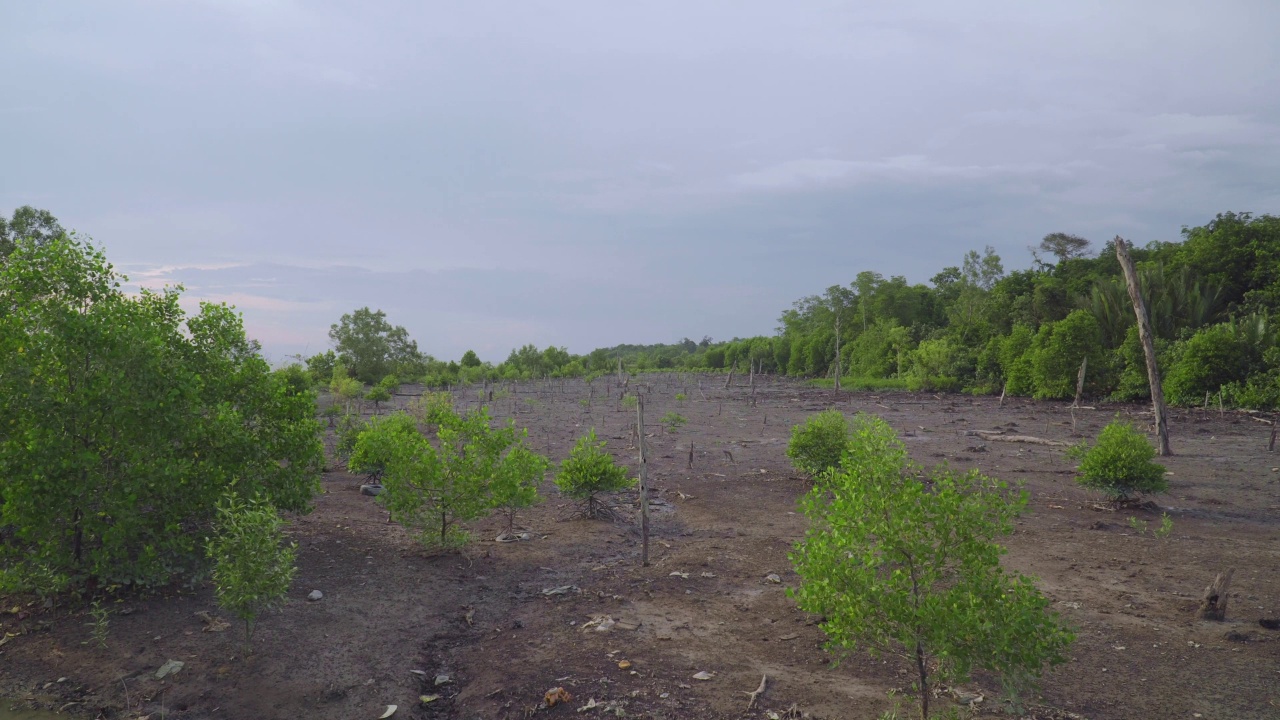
[967, 430, 1071, 447]
[1199, 569, 1234, 621]
[744, 674, 767, 711]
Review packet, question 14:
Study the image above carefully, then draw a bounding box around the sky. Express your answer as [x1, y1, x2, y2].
[3, 1, 1279, 363]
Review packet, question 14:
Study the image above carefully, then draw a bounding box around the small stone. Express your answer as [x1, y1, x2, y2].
[155, 659, 185, 680]
[360, 484, 384, 496]
[617, 660, 632, 670]
[434, 674, 452, 686]
[764, 573, 781, 584]
[307, 590, 324, 601]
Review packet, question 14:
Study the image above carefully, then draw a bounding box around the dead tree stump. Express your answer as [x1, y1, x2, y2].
[1198, 569, 1234, 621]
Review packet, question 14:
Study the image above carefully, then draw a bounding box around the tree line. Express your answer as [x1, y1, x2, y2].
[310, 211, 1279, 410]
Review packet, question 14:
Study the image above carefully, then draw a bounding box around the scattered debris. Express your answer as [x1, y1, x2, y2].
[542, 585, 580, 596]
[434, 674, 452, 686]
[496, 531, 534, 543]
[378, 704, 397, 718]
[194, 610, 230, 632]
[692, 670, 714, 681]
[155, 659, 184, 680]
[308, 590, 324, 602]
[617, 660, 632, 670]
[581, 616, 616, 633]
[544, 687, 573, 707]
[419, 695, 440, 704]
[669, 571, 690, 579]
[360, 484, 384, 496]
[764, 573, 782, 584]
[577, 698, 603, 713]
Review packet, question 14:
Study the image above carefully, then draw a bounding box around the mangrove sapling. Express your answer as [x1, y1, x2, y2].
[206, 494, 297, 653]
[490, 438, 551, 535]
[364, 385, 391, 415]
[790, 414, 1073, 720]
[556, 429, 633, 520]
[786, 410, 852, 478]
[660, 412, 687, 433]
[1071, 419, 1168, 503]
[378, 407, 516, 547]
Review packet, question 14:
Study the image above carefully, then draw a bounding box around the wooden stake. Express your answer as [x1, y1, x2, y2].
[1073, 356, 1087, 408]
[687, 442, 694, 470]
[637, 395, 649, 567]
[1115, 236, 1172, 455]
[999, 382, 1006, 408]
[1269, 424, 1277, 452]
[725, 363, 734, 390]
[744, 675, 768, 711]
[1198, 569, 1234, 621]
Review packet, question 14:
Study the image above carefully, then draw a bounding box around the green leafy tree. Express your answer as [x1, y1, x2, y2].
[206, 494, 297, 651]
[790, 415, 1073, 720]
[1072, 420, 1168, 502]
[460, 349, 482, 368]
[329, 307, 423, 384]
[490, 439, 550, 533]
[555, 429, 632, 519]
[0, 236, 322, 592]
[660, 412, 687, 433]
[0, 205, 65, 257]
[1028, 310, 1106, 399]
[348, 413, 419, 483]
[786, 410, 852, 477]
[375, 407, 515, 546]
[1037, 232, 1091, 264]
[365, 385, 392, 414]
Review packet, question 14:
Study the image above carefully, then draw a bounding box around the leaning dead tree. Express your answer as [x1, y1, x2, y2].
[1115, 236, 1172, 455]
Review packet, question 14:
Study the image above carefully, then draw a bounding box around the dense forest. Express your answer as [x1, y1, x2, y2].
[308, 212, 1280, 410]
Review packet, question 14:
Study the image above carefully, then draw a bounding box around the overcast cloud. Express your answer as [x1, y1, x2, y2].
[3, 1, 1278, 362]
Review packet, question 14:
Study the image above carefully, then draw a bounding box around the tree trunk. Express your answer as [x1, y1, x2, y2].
[1199, 569, 1234, 621]
[1114, 237, 1172, 455]
[915, 639, 928, 720]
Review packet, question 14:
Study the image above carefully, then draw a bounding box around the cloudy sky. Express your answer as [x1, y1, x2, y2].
[3, 1, 1278, 363]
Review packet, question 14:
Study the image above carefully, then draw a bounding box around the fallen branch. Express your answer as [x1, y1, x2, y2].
[744, 674, 767, 711]
[967, 430, 1071, 447]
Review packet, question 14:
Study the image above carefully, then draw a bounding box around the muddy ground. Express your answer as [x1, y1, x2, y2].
[2, 375, 1278, 720]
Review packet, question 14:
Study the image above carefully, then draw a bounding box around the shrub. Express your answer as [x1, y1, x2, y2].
[348, 413, 419, 482]
[490, 439, 550, 533]
[786, 410, 851, 478]
[555, 429, 632, 519]
[998, 324, 1036, 396]
[1164, 322, 1258, 406]
[905, 338, 962, 392]
[379, 407, 516, 547]
[1073, 420, 1168, 501]
[660, 412, 687, 433]
[0, 237, 321, 592]
[1029, 310, 1107, 399]
[364, 385, 392, 414]
[206, 494, 297, 651]
[790, 414, 1073, 720]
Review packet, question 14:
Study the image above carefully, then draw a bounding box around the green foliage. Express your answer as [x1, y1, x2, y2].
[86, 600, 110, 649]
[786, 410, 852, 477]
[1164, 317, 1272, 406]
[305, 350, 336, 386]
[790, 415, 1073, 720]
[1026, 310, 1106, 399]
[490, 438, 550, 533]
[376, 407, 517, 546]
[0, 236, 322, 591]
[660, 412, 687, 433]
[365, 385, 392, 413]
[329, 307, 424, 384]
[206, 494, 297, 650]
[0, 205, 64, 257]
[675, 392, 687, 405]
[906, 338, 963, 392]
[1155, 513, 1174, 539]
[1074, 421, 1168, 501]
[555, 430, 632, 518]
[621, 394, 639, 410]
[348, 413, 419, 482]
[460, 349, 482, 368]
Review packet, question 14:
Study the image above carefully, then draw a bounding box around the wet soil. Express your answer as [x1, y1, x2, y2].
[2, 376, 1278, 719]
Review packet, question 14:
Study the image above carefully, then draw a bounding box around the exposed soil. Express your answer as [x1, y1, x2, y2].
[3, 376, 1279, 719]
